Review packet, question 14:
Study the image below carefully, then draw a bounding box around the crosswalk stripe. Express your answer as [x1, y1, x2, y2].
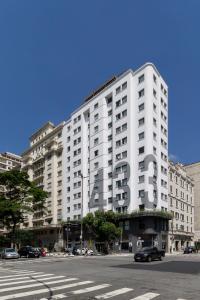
[0, 274, 54, 283]
[0, 275, 65, 287]
[0, 277, 78, 293]
[72, 284, 111, 294]
[0, 272, 44, 279]
[129, 292, 160, 300]
[0, 280, 93, 300]
[176, 299, 187, 300]
[40, 295, 66, 300]
[95, 287, 133, 299]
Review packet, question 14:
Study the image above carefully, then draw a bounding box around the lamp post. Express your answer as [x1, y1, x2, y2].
[65, 223, 70, 251]
[79, 173, 89, 254]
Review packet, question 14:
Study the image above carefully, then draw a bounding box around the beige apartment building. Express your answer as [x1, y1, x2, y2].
[168, 161, 194, 252]
[0, 152, 22, 173]
[185, 162, 200, 242]
[21, 121, 65, 249]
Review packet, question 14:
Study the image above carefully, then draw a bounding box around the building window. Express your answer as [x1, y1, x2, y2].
[122, 95, 127, 104]
[108, 197, 113, 203]
[138, 74, 144, 84]
[116, 100, 121, 108]
[94, 150, 99, 157]
[139, 118, 145, 126]
[108, 134, 112, 141]
[139, 146, 145, 155]
[139, 161, 145, 170]
[121, 108, 126, 117]
[94, 125, 99, 133]
[139, 190, 145, 198]
[122, 151, 127, 158]
[94, 138, 99, 146]
[139, 175, 145, 183]
[94, 103, 98, 110]
[138, 132, 144, 140]
[108, 147, 112, 154]
[122, 82, 127, 90]
[94, 113, 99, 121]
[108, 122, 112, 129]
[138, 89, 145, 98]
[108, 159, 112, 166]
[94, 162, 99, 169]
[139, 103, 144, 112]
[116, 86, 121, 94]
[108, 109, 112, 116]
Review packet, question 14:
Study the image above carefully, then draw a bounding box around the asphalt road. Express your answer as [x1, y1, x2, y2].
[0, 254, 200, 300]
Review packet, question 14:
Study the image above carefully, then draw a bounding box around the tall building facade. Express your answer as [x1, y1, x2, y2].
[62, 63, 168, 221]
[21, 63, 169, 250]
[21, 121, 65, 232]
[185, 162, 200, 242]
[0, 152, 22, 173]
[168, 161, 194, 251]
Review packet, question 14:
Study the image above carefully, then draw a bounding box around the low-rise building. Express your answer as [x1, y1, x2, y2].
[168, 161, 194, 252]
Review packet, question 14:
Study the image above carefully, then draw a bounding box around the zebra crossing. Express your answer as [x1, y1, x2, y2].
[0, 257, 74, 266]
[0, 268, 188, 300]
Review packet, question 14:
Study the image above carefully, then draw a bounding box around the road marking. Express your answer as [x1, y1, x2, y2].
[95, 287, 133, 299]
[0, 277, 78, 293]
[0, 274, 54, 282]
[129, 292, 160, 300]
[0, 275, 66, 286]
[72, 283, 111, 294]
[40, 295, 66, 300]
[0, 272, 44, 279]
[0, 280, 93, 300]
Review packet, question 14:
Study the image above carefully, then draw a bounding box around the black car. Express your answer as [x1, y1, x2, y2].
[134, 247, 164, 262]
[183, 246, 195, 254]
[18, 246, 40, 258]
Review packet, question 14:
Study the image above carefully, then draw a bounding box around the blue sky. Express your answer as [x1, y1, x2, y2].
[0, 0, 199, 164]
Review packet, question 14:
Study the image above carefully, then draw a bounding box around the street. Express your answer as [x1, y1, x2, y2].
[0, 254, 199, 299]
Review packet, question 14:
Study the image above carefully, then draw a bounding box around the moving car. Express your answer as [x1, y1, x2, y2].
[18, 246, 40, 258]
[0, 248, 19, 259]
[134, 247, 164, 262]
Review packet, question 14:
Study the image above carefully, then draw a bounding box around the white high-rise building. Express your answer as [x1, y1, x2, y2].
[62, 63, 168, 222]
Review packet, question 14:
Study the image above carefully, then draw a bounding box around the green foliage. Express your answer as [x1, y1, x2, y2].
[8, 229, 35, 246]
[83, 211, 121, 243]
[0, 170, 48, 238]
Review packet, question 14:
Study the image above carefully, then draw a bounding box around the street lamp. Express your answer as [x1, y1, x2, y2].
[79, 173, 88, 254]
[65, 223, 71, 250]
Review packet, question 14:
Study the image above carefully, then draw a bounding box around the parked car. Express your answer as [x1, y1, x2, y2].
[134, 247, 164, 262]
[18, 246, 40, 258]
[33, 247, 46, 257]
[183, 246, 196, 254]
[1, 248, 19, 259]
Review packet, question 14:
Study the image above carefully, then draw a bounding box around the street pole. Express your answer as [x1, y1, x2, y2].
[80, 173, 83, 254]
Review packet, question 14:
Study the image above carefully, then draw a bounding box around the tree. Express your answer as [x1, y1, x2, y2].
[0, 170, 47, 243]
[83, 211, 121, 253]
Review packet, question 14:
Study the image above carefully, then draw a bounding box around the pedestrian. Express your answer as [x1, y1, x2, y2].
[170, 246, 172, 253]
[85, 247, 88, 256]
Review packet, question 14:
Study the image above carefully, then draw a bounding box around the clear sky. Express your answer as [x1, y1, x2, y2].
[0, 0, 199, 164]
